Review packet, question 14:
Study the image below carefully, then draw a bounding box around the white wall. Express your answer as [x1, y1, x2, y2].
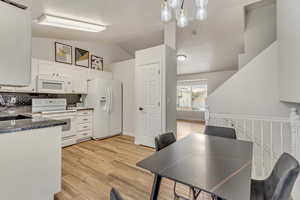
[109, 59, 135, 136]
[208, 42, 290, 117]
[32, 37, 133, 70]
[176, 70, 236, 121]
[177, 70, 236, 95]
[239, 1, 277, 68]
[277, 0, 300, 103]
[109, 60, 236, 131]
[176, 110, 205, 122]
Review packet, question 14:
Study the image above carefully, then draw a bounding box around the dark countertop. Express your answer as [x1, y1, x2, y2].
[76, 108, 94, 111]
[67, 107, 94, 111]
[0, 116, 66, 134]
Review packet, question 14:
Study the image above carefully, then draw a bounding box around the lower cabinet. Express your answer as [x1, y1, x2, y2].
[76, 110, 93, 143]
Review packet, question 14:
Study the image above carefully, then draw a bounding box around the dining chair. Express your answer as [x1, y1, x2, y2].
[155, 132, 176, 151]
[155, 132, 201, 200]
[251, 153, 300, 200]
[204, 125, 237, 139]
[110, 188, 124, 200]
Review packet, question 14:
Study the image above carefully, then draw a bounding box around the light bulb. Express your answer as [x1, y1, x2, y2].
[168, 0, 181, 8]
[177, 9, 188, 28]
[195, 0, 208, 8]
[161, 1, 172, 22]
[196, 7, 207, 20]
[177, 55, 187, 62]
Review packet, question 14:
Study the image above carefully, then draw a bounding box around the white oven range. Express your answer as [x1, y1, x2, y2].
[32, 99, 77, 147]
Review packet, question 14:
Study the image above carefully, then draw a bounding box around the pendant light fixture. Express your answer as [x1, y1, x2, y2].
[160, 0, 208, 28]
[161, 0, 172, 22]
[196, 7, 207, 20]
[168, 0, 181, 8]
[195, 0, 208, 8]
[177, 0, 188, 28]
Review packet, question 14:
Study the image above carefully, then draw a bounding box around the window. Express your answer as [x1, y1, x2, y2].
[177, 81, 207, 111]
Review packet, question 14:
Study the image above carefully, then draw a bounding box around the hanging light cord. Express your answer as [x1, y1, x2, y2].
[181, 0, 185, 9]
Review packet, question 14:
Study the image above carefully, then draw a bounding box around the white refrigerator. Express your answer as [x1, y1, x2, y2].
[85, 79, 122, 139]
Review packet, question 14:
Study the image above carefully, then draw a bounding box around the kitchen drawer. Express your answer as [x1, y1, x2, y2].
[77, 123, 91, 132]
[78, 131, 92, 138]
[77, 110, 92, 116]
[76, 131, 92, 143]
[77, 115, 91, 124]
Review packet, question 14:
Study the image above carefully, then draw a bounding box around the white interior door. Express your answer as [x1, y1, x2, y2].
[135, 63, 161, 147]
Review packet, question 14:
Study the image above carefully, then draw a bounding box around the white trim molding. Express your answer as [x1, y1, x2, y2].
[206, 109, 300, 199]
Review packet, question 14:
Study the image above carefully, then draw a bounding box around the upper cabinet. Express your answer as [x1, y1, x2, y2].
[278, 0, 300, 103]
[15, 59, 39, 93]
[0, 1, 31, 86]
[0, 57, 112, 94]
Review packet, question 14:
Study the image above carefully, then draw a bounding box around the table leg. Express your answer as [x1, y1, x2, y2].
[150, 174, 162, 200]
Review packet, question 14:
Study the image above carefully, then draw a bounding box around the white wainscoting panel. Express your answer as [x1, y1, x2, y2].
[207, 113, 292, 179]
[207, 112, 300, 199]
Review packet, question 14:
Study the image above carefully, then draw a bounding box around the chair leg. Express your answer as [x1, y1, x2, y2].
[173, 182, 181, 200]
[191, 188, 201, 200]
[211, 194, 223, 200]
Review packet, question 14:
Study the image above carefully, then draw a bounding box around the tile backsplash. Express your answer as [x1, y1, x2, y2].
[0, 93, 81, 106]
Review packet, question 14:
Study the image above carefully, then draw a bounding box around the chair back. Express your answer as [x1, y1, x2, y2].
[204, 126, 237, 139]
[265, 153, 300, 200]
[110, 188, 123, 200]
[155, 132, 176, 152]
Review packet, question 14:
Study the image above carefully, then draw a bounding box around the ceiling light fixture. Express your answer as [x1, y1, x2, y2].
[177, 54, 187, 62]
[36, 14, 106, 33]
[161, 0, 209, 28]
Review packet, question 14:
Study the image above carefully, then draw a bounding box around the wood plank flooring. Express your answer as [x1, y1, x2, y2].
[55, 120, 208, 200]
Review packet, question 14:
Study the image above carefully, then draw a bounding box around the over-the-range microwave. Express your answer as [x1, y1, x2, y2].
[37, 74, 72, 93]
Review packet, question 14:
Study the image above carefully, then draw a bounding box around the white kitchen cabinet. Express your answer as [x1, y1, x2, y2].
[15, 59, 39, 93]
[71, 68, 88, 94]
[76, 110, 93, 143]
[135, 45, 177, 147]
[72, 79, 88, 94]
[38, 60, 61, 76]
[0, 126, 61, 200]
[0, 1, 31, 86]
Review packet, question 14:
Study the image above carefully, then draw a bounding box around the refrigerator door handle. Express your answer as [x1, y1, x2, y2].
[104, 88, 109, 113]
[108, 87, 112, 113]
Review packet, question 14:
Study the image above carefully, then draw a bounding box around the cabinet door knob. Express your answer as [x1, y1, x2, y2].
[138, 107, 144, 111]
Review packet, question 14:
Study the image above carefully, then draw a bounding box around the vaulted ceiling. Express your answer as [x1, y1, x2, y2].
[19, 0, 261, 74]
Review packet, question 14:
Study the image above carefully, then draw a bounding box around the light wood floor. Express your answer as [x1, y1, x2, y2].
[55, 120, 208, 200]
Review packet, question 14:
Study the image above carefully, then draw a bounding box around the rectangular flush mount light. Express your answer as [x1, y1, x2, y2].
[37, 14, 106, 32]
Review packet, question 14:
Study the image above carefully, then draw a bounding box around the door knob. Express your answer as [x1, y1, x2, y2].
[138, 107, 144, 111]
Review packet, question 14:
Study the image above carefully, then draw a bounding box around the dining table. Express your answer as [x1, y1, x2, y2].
[137, 133, 253, 200]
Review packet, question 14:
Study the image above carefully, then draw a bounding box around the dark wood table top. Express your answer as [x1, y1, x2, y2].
[137, 133, 253, 200]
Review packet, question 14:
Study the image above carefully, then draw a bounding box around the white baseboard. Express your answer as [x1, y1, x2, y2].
[122, 131, 135, 137]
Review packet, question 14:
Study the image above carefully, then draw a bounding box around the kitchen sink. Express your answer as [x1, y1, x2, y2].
[0, 115, 32, 121]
